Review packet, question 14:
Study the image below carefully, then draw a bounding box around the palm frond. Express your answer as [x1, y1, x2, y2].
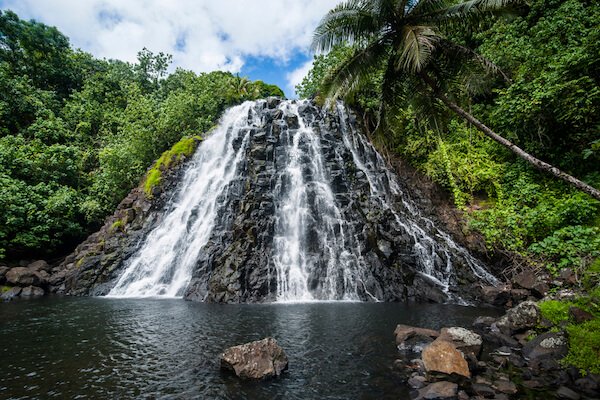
[416, 0, 524, 31]
[397, 25, 440, 73]
[438, 38, 511, 83]
[321, 38, 389, 102]
[312, 0, 382, 52]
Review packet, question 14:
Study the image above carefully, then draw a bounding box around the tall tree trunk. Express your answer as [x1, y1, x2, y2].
[421, 75, 600, 201]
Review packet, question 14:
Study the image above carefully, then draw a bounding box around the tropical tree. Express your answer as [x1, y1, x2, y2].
[312, 0, 600, 201]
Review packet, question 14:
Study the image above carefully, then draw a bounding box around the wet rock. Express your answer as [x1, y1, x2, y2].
[422, 338, 470, 378]
[20, 285, 44, 297]
[416, 381, 458, 400]
[556, 385, 580, 400]
[510, 288, 530, 303]
[0, 266, 8, 283]
[559, 268, 578, 285]
[480, 285, 511, 306]
[1, 286, 21, 301]
[27, 260, 50, 272]
[573, 375, 599, 396]
[485, 331, 519, 348]
[492, 380, 517, 395]
[513, 270, 549, 297]
[522, 332, 568, 366]
[471, 383, 496, 398]
[408, 375, 428, 389]
[220, 337, 288, 379]
[395, 324, 440, 345]
[494, 300, 540, 334]
[439, 327, 482, 358]
[568, 306, 593, 323]
[5, 267, 44, 287]
[472, 316, 495, 333]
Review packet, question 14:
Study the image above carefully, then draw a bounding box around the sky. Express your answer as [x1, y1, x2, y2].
[0, 0, 342, 97]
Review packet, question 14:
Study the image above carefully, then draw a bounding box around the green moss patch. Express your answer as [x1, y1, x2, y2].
[143, 136, 201, 196]
[564, 319, 600, 374]
[540, 300, 572, 325]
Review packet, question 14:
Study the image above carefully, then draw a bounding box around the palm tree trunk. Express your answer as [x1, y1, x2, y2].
[421, 75, 600, 201]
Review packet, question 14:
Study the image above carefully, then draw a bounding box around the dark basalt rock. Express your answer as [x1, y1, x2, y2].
[52, 100, 496, 303]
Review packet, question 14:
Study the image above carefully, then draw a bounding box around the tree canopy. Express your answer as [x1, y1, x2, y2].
[0, 10, 284, 260]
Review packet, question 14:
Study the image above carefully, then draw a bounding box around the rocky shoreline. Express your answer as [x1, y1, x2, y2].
[393, 297, 599, 399]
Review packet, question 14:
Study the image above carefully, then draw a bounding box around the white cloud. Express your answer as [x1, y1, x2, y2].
[1, 0, 340, 73]
[286, 59, 314, 98]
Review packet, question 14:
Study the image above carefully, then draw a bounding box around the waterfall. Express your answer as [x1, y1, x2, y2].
[104, 99, 497, 302]
[271, 102, 368, 302]
[335, 103, 498, 301]
[107, 102, 258, 297]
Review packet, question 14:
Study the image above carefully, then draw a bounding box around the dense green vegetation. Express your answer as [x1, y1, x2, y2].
[540, 287, 600, 374]
[0, 10, 283, 260]
[301, 0, 600, 282]
[303, 0, 599, 373]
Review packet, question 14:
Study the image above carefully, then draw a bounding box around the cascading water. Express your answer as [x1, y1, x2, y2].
[335, 103, 498, 301]
[107, 103, 258, 297]
[271, 102, 371, 302]
[96, 98, 497, 303]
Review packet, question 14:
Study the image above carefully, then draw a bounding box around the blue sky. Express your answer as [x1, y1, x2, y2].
[0, 0, 341, 97]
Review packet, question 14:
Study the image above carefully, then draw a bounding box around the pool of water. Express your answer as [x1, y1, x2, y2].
[0, 297, 500, 399]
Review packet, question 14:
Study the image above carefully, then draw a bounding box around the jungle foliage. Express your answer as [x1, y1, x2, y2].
[0, 10, 283, 260]
[298, 0, 600, 280]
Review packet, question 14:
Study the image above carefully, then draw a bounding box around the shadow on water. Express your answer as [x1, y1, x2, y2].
[0, 297, 500, 399]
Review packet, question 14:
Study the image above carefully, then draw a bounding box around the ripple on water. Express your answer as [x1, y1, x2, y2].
[0, 297, 500, 399]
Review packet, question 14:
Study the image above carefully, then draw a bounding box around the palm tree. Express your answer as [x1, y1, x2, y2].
[313, 0, 600, 201]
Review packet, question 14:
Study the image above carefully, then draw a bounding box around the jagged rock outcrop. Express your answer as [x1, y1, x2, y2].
[50, 141, 199, 296]
[51, 98, 497, 303]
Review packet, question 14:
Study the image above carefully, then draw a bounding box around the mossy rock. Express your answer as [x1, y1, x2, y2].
[143, 136, 202, 196]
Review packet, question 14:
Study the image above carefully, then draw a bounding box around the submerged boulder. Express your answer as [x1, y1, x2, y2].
[220, 337, 288, 379]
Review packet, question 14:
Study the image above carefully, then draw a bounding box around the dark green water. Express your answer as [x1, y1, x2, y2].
[0, 297, 499, 399]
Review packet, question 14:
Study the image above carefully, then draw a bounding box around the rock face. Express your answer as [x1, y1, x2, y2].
[51, 99, 496, 303]
[220, 337, 288, 379]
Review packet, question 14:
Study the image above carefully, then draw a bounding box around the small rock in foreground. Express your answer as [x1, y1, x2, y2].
[220, 337, 288, 380]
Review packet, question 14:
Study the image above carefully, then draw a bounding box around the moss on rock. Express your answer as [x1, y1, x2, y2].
[143, 135, 202, 196]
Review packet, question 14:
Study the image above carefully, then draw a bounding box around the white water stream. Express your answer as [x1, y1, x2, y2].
[107, 99, 496, 301]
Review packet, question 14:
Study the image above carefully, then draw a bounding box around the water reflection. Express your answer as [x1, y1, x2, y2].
[0, 298, 499, 399]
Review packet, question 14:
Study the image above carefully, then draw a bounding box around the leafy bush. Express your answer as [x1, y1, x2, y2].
[0, 11, 282, 260]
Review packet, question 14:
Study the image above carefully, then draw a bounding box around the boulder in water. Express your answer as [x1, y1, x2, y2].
[395, 324, 440, 345]
[439, 327, 482, 358]
[20, 285, 45, 297]
[220, 337, 288, 379]
[1, 286, 22, 301]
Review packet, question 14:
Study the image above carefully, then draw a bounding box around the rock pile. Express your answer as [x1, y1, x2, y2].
[1, 260, 51, 301]
[393, 301, 600, 399]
